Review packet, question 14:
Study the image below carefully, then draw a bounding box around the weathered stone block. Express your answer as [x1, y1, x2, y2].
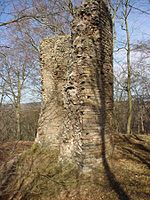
[36, 0, 113, 172]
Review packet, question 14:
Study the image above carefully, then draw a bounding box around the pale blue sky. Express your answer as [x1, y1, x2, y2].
[0, 0, 150, 103]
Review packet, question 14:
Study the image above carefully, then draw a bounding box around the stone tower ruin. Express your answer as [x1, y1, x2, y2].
[36, 0, 113, 172]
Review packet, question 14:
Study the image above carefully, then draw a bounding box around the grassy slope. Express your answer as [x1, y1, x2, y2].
[0, 134, 150, 200]
[0, 141, 33, 166]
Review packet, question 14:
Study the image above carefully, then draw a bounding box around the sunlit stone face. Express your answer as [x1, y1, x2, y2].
[37, 0, 113, 172]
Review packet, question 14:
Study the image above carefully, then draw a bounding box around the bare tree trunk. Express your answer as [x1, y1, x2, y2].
[140, 104, 145, 133]
[124, 0, 132, 134]
[16, 73, 21, 140]
[111, 0, 123, 45]
[16, 104, 21, 139]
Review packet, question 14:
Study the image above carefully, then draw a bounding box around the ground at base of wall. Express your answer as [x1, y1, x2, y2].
[0, 134, 150, 200]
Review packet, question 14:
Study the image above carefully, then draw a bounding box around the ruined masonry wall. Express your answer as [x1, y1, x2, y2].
[36, 36, 72, 146]
[36, 0, 113, 172]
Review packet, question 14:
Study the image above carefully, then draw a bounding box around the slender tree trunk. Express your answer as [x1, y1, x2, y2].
[112, 0, 123, 45]
[125, 0, 132, 134]
[16, 73, 21, 140]
[138, 102, 140, 134]
[140, 104, 145, 133]
[16, 104, 21, 139]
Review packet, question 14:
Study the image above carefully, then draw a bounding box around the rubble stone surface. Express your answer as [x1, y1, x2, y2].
[36, 0, 113, 172]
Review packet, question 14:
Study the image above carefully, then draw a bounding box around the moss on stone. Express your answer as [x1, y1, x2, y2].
[0, 144, 79, 200]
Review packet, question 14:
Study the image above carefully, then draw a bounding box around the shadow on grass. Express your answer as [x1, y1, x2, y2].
[132, 134, 144, 141]
[123, 147, 150, 169]
[101, 133, 130, 200]
[93, 3, 130, 199]
[121, 135, 150, 153]
[134, 143, 150, 153]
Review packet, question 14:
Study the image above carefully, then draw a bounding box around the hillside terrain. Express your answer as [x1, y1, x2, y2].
[0, 134, 150, 200]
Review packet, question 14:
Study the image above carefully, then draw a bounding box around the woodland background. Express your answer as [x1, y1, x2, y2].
[0, 0, 149, 141]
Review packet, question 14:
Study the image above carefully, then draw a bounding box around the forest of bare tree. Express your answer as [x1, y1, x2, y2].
[0, 0, 149, 141]
[0, 1, 150, 200]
